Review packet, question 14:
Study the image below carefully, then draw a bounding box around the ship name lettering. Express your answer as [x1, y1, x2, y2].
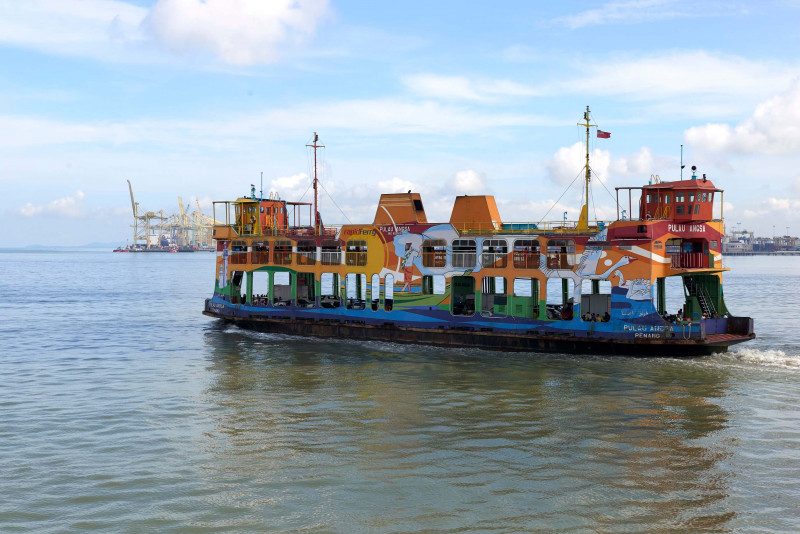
[379, 225, 412, 234]
[668, 223, 706, 233]
[624, 324, 665, 332]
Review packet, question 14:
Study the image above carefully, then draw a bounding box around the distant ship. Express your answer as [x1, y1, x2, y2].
[203, 108, 755, 356]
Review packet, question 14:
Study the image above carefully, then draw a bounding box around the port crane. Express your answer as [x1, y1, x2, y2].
[127, 179, 167, 249]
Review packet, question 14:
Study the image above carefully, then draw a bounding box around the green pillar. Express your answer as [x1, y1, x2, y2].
[562, 278, 569, 306]
[656, 277, 666, 314]
[246, 271, 253, 303]
[591, 280, 600, 294]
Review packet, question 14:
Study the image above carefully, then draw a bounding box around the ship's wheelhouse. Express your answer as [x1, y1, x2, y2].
[632, 177, 721, 223]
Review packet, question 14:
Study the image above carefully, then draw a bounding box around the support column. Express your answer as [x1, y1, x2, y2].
[657, 277, 666, 314]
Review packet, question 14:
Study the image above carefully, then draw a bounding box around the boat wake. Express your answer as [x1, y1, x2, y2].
[726, 347, 800, 369]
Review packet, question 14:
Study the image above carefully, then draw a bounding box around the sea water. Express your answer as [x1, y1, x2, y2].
[1, 250, 798, 532]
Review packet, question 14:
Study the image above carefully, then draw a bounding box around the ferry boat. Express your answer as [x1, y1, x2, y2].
[203, 109, 755, 355]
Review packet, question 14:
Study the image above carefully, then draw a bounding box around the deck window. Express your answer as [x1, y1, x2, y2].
[296, 273, 316, 307]
[512, 277, 540, 319]
[297, 240, 316, 265]
[252, 271, 269, 306]
[320, 272, 341, 308]
[230, 270, 245, 303]
[676, 193, 685, 202]
[346, 239, 368, 266]
[452, 239, 476, 269]
[230, 240, 248, 265]
[251, 241, 270, 264]
[371, 274, 380, 311]
[346, 273, 367, 309]
[321, 240, 341, 265]
[546, 239, 575, 269]
[664, 194, 671, 203]
[422, 274, 446, 295]
[450, 276, 475, 316]
[384, 274, 394, 311]
[481, 276, 507, 316]
[274, 240, 292, 265]
[676, 205, 684, 215]
[695, 204, 700, 214]
[513, 239, 540, 269]
[235, 203, 259, 235]
[580, 279, 611, 321]
[422, 239, 447, 267]
[272, 271, 291, 306]
[545, 277, 574, 320]
[481, 239, 508, 268]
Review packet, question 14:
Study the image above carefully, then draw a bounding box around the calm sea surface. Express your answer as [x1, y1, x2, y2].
[1, 250, 799, 533]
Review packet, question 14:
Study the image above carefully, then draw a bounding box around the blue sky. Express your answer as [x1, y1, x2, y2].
[2, 0, 800, 246]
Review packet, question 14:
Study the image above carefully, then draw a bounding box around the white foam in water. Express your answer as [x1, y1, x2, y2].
[728, 347, 800, 369]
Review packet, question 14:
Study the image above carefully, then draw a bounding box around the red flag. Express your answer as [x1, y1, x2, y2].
[597, 130, 611, 139]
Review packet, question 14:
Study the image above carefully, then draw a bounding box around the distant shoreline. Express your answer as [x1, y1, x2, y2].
[723, 251, 800, 256]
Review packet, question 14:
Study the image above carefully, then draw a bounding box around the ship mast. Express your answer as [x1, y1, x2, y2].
[576, 106, 595, 232]
[306, 132, 324, 233]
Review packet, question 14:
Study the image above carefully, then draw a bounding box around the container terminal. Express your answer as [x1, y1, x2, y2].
[114, 180, 216, 252]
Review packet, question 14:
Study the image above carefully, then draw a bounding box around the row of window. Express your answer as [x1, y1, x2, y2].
[230, 271, 610, 319]
[645, 191, 714, 204]
[675, 204, 702, 216]
[229, 238, 576, 269]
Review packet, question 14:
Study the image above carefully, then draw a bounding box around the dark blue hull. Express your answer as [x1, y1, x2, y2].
[203, 297, 754, 356]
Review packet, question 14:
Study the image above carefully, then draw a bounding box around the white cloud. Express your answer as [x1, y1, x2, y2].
[0, 0, 148, 61]
[498, 197, 582, 224]
[145, 0, 330, 65]
[269, 172, 311, 201]
[556, 0, 698, 29]
[611, 146, 655, 176]
[0, 99, 552, 152]
[265, 98, 551, 134]
[19, 190, 86, 218]
[444, 169, 488, 195]
[685, 81, 800, 154]
[403, 74, 539, 102]
[545, 142, 611, 186]
[0, 0, 329, 65]
[792, 176, 800, 196]
[741, 197, 800, 223]
[377, 176, 419, 193]
[19, 203, 43, 217]
[562, 51, 797, 104]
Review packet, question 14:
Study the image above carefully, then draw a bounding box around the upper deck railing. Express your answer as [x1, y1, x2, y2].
[212, 200, 340, 238]
[451, 221, 612, 236]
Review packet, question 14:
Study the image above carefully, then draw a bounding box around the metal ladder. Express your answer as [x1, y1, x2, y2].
[684, 277, 716, 317]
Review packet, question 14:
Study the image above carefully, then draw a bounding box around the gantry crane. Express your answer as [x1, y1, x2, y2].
[127, 179, 167, 249]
